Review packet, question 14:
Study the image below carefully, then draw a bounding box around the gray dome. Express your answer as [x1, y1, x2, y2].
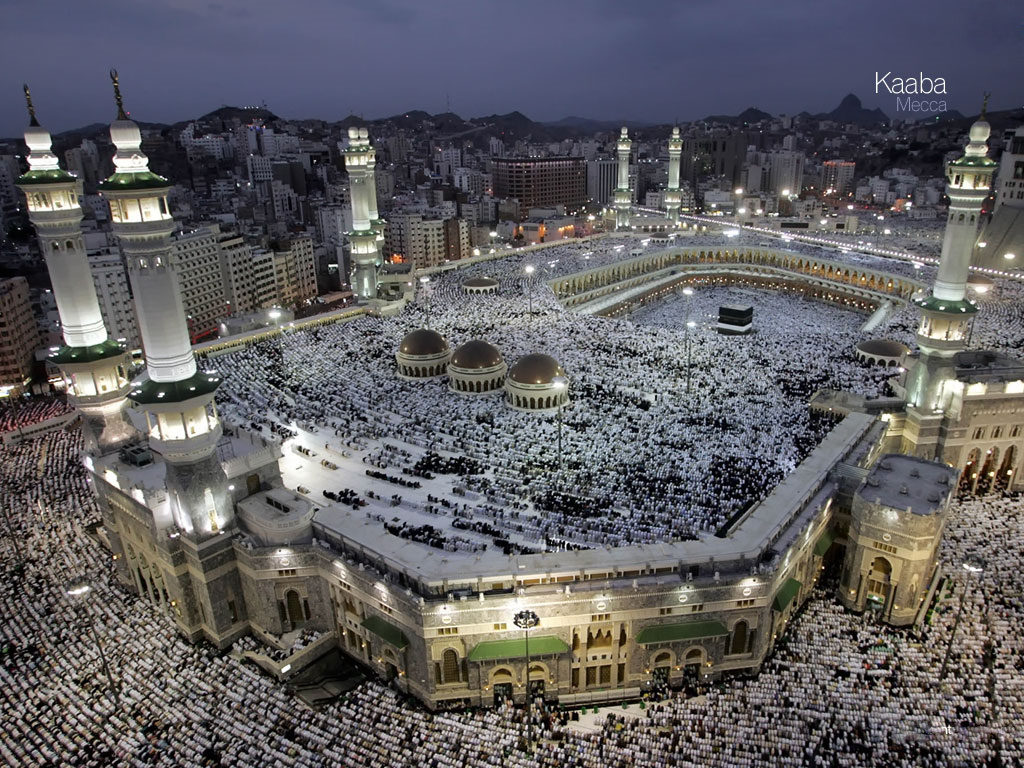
[508, 354, 565, 385]
[450, 339, 503, 369]
[399, 328, 448, 357]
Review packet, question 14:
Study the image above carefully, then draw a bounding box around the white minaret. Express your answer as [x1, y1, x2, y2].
[614, 127, 632, 230]
[344, 126, 381, 298]
[664, 126, 683, 225]
[16, 85, 135, 454]
[905, 98, 996, 422]
[100, 72, 230, 537]
[365, 140, 385, 266]
[931, 101, 997, 304]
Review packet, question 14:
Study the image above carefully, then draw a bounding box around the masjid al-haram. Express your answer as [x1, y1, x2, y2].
[3, 67, 1024, 767]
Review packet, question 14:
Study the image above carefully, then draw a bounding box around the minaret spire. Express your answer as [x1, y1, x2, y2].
[22, 84, 39, 127]
[110, 68, 128, 120]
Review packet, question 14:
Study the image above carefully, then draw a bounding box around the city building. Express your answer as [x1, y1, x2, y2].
[0, 278, 40, 395]
[821, 160, 856, 196]
[492, 157, 586, 215]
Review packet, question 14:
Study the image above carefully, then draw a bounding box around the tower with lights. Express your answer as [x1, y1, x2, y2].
[614, 126, 632, 230]
[100, 72, 232, 538]
[664, 126, 683, 225]
[902, 101, 996, 455]
[16, 86, 135, 454]
[344, 127, 381, 298]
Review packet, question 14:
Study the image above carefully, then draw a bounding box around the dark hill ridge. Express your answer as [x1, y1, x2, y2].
[816, 93, 889, 127]
[701, 107, 772, 125]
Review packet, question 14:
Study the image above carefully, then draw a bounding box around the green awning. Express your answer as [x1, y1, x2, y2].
[468, 635, 569, 662]
[773, 578, 802, 613]
[635, 620, 728, 646]
[813, 530, 835, 557]
[361, 615, 408, 649]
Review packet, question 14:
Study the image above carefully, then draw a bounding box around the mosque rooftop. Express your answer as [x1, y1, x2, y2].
[857, 454, 956, 516]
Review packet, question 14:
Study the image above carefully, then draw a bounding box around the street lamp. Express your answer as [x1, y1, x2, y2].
[551, 376, 567, 472]
[66, 578, 120, 710]
[512, 609, 540, 752]
[419, 276, 431, 328]
[939, 554, 985, 681]
[524, 264, 535, 314]
[682, 287, 695, 393]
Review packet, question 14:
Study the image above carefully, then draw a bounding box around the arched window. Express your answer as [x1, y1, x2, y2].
[653, 651, 671, 667]
[442, 649, 461, 683]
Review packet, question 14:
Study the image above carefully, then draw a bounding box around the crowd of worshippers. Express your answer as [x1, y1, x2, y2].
[204, 241, 901, 554]
[0, 396, 70, 433]
[0, 422, 1021, 767]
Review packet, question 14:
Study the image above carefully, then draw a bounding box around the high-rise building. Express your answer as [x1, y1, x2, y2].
[681, 133, 746, 186]
[769, 150, 806, 196]
[974, 124, 1024, 269]
[586, 158, 619, 206]
[821, 160, 856, 196]
[88, 249, 139, 350]
[444, 218, 471, 262]
[0, 278, 40, 395]
[174, 226, 228, 341]
[492, 157, 586, 215]
[271, 236, 317, 308]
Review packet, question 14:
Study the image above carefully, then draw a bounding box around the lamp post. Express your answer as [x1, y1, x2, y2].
[67, 579, 120, 710]
[682, 287, 695, 394]
[551, 376, 567, 472]
[419, 276, 431, 328]
[524, 264, 535, 314]
[513, 609, 540, 752]
[939, 554, 985, 681]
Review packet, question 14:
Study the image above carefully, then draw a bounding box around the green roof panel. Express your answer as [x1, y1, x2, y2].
[99, 170, 170, 192]
[813, 529, 835, 557]
[361, 615, 409, 649]
[18, 168, 77, 186]
[128, 370, 221, 406]
[773, 578, 802, 613]
[912, 295, 979, 315]
[48, 339, 126, 366]
[467, 635, 569, 662]
[635, 620, 728, 645]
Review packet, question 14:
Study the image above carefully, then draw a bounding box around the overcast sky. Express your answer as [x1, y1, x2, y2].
[1, 0, 1020, 136]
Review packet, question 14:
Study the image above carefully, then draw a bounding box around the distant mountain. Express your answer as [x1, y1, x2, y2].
[543, 115, 653, 132]
[815, 94, 889, 127]
[195, 105, 279, 125]
[701, 106, 772, 125]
